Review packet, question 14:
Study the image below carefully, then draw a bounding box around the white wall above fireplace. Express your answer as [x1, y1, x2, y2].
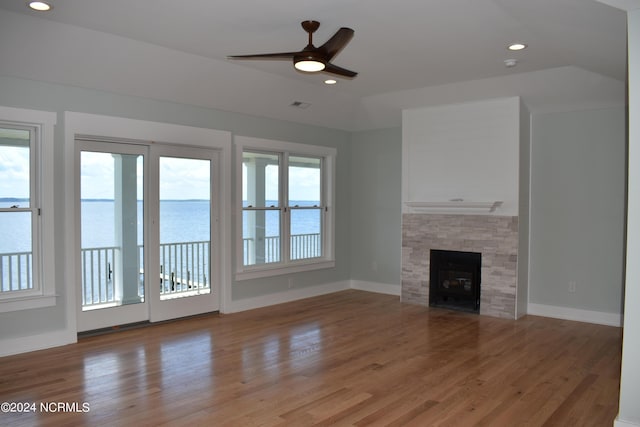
[402, 97, 521, 216]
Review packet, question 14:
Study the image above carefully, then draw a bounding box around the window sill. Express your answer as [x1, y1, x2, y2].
[235, 259, 335, 281]
[0, 294, 58, 313]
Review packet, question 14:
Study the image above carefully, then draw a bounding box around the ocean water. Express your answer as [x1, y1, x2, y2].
[80, 200, 212, 248]
[0, 199, 321, 253]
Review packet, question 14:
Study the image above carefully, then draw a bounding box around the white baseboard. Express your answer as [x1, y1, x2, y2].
[615, 416, 640, 427]
[0, 328, 76, 358]
[527, 303, 622, 327]
[228, 280, 350, 313]
[350, 280, 401, 296]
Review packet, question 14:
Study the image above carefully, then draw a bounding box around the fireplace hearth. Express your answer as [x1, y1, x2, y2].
[429, 249, 481, 313]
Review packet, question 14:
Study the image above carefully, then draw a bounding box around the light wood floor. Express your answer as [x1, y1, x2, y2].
[0, 290, 622, 426]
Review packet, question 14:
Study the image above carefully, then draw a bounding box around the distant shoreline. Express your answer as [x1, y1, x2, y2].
[2, 198, 318, 203]
[1, 198, 209, 202]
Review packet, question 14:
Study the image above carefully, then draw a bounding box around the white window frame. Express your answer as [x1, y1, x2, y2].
[0, 106, 57, 313]
[235, 136, 336, 280]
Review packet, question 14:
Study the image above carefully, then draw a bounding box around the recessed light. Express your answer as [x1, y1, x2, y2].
[28, 1, 53, 11]
[508, 43, 527, 51]
[324, 79, 337, 85]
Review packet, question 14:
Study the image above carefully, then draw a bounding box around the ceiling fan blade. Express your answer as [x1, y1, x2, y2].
[227, 52, 299, 60]
[318, 27, 354, 60]
[324, 62, 357, 78]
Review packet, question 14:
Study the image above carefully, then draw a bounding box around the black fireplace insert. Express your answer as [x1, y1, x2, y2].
[429, 249, 481, 313]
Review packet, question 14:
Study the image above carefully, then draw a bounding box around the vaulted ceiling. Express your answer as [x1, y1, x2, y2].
[0, 0, 632, 130]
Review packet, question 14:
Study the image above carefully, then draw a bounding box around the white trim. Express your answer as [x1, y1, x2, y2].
[614, 417, 640, 427]
[0, 105, 56, 126]
[0, 295, 57, 313]
[235, 260, 335, 281]
[527, 303, 622, 327]
[234, 136, 337, 157]
[0, 329, 76, 358]
[350, 280, 401, 296]
[227, 281, 349, 313]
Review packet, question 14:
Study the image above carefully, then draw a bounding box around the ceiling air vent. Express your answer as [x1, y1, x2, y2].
[290, 101, 311, 109]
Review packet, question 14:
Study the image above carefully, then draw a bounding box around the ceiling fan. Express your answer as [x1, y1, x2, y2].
[227, 20, 357, 78]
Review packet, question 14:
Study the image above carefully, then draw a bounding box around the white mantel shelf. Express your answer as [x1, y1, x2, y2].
[404, 201, 503, 214]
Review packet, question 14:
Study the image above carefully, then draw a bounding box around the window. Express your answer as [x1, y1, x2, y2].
[0, 106, 56, 312]
[236, 136, 335, 279]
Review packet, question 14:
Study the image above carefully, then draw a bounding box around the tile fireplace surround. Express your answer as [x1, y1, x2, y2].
[401, 213, 519, 319]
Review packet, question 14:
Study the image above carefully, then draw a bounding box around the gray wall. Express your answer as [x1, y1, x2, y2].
[349, 128, 402, 286]
[0, 75, 351, 341]
[529, 107, 626, 314]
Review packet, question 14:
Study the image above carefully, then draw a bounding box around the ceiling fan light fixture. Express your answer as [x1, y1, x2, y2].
[294, 58, 326, 72]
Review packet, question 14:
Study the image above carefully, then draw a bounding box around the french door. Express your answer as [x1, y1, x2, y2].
[76, 140, 220, 332]
[149, 145, 220, 322]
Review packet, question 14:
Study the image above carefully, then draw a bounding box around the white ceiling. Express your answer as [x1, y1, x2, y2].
[0, 0, 632, 130]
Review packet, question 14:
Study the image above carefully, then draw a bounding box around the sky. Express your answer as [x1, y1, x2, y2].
[2, 147, 320, 201]
[80, 152, 211, 200]
[0, 145, 30, 199]
[242, 164, 320, 202]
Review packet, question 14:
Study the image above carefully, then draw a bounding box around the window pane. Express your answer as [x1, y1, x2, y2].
[243, 151, 279, 208]
[290, 208, 322, 260]
[0, 211, 33, 292]
[289, 155, 322, 261]
[243, 209, 280, 265]
[288, 155, 320, 206]
[0, 127, 31, 208]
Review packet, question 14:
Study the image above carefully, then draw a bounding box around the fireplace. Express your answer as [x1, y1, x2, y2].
[429, 249, 481, 313]
[402, 214, 519, 318]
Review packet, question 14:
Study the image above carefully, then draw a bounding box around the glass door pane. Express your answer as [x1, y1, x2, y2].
[78, 142, 148, 333]
[159, 156, 211, 300]
[149, 146, 219, 322]
[81, 151, 145, 310]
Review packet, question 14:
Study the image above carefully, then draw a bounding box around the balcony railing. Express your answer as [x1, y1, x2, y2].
[290, 233, 321, 260]
[243, 232, 321, 265]
[81, 246, 119, 307]
[2, 233, 319, 305]
[159, 240, 210, 298]
[80, 240, 210, 309]
[0, 251, 33, 293]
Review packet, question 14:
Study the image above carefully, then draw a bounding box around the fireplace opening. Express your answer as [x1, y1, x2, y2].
[429, 250, 481, 314]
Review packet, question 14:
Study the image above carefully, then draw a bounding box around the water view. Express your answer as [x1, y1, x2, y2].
[0, 198, 321, 255]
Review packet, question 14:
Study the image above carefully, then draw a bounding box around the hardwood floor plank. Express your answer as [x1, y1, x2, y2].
[0, 290, 621, 426]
